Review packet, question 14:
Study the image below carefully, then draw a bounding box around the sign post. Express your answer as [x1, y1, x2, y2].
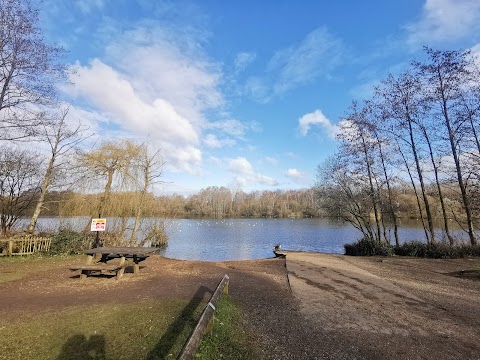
[91, 216, 106, 248]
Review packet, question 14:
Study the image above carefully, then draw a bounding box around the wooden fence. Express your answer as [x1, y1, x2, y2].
[177, 274, 230, 360]
[0, 237, 52, 256]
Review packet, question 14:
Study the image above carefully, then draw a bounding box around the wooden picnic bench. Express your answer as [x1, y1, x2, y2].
[69, 246, 158, 280]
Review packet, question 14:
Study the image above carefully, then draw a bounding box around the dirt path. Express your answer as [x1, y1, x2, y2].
[281, 251, 480, 359]
[1, 253, 480, 359]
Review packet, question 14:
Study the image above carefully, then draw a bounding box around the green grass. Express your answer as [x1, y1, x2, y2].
[0, 299, 204, 360]
[196, 296, 257, 360]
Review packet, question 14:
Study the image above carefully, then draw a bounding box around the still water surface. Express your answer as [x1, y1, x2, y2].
[32, 217, 458, 261]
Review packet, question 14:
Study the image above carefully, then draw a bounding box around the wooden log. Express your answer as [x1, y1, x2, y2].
[177, 274, 229, 360]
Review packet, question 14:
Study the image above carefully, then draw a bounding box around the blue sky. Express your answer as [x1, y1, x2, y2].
[39, 0, 480, 195]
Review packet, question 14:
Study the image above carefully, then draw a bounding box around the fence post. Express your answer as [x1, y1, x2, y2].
[8, 240, 13, 256]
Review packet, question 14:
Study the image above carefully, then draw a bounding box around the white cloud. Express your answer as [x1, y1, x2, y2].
[264, 156, 278, 165]
[69, 59, 198, 145]
[75, 0, 105, 14]
[245, 27, 344, 102]
[285, 168, 306, 182]
[234, 52, 256, 72]
[406, 0, 480, 47]
[206, 119, 247, 138]
[227, 157, 278, 187]
[205, 119, 261, 141]
[203, 134, 235, 148]
[105, 26, 223, 126]
[65, 23, 224, 173]
[298, 109, 338, 138]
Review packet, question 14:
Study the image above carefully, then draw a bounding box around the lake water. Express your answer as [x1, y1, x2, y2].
[30, 217, 464, 261]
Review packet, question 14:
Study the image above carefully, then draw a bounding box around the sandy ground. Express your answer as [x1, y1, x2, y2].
[1, 253, 480, 359]
[281, 251, 480, 359]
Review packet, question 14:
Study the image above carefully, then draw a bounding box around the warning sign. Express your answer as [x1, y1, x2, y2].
[91, 218, 106, 232]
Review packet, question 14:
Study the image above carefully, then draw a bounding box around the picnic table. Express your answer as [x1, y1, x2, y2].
[70, 246, 158, 280]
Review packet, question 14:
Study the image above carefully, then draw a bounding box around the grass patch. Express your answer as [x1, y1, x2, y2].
[0, 299, 204, 360]
[196, 296, 257, 360]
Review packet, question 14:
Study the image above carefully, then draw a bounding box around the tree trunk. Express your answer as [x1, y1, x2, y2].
[397, 143, 431, 243]
[361, 133, 382, 242]
[420, 125, 454, 245]
[377, 133, 399, 246]
[442, 101, 477, 245]
[406, 114, 436, 244]
[27, 159, 53, 233]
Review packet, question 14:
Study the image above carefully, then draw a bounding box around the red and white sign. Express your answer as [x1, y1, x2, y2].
[90, 218, 106, 232]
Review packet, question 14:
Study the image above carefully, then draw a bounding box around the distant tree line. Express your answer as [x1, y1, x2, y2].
[317, 47, 480, 247]
[24, 187, 321, 220]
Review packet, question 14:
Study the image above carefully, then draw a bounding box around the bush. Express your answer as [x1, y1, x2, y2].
[49, 230, 91, 255]
[394, 241, 480, 259]
[344, 237, 393, 256]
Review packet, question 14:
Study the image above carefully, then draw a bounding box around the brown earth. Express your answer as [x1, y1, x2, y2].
[1, 253, 480, 359]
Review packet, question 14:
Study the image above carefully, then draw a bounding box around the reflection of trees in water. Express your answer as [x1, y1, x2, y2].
[56, 334, 105, 360]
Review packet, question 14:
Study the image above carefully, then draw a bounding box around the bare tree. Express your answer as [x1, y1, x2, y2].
[316, 156, 376, 241]
[0, 145, 40, 235]
[339, 103, 383, 242]
[378, 72, 437, 244]
[0, 0, 65, 141]
[414, 48, 477, 245]
[129, 145, 164, 243]
[27, 107, 88, 233]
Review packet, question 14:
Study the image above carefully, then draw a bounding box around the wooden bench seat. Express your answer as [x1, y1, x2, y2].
[69, 263, 128, 280]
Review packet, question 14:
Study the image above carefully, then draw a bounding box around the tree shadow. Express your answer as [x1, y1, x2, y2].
[56, 334, 106, 360]
[146, 286, 212, 359]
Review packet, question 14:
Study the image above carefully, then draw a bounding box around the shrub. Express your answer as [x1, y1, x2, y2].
[344, 237, 393, 256]
[393, 241, 429, 257]
[49, 230, 91, 255]
[394, 241, 480, 259]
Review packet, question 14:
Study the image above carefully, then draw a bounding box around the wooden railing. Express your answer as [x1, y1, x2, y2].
[0, 237, 52, 256]
[177, 274, 230, 360]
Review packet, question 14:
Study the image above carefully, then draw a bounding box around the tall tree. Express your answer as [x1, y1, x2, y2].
[27, 108, 87, 233]
[0, 0, 64, 140]
[414, 48, 477, 245]
[340, 103, 383, 242]
[378, 72, 436, 244]
[129, 145, 164, 243]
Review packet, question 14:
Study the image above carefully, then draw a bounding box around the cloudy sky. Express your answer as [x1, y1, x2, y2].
[40, 0, 480, 194]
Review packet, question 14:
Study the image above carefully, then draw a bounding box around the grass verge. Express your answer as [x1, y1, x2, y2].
[0, 299, 204, 360]
[196, 296, 257, 360]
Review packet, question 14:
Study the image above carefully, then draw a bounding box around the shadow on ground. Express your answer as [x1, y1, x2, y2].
[146, 286, 212, 359]
[448, 269, 480, 280]
[56, 334, 106, 360]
